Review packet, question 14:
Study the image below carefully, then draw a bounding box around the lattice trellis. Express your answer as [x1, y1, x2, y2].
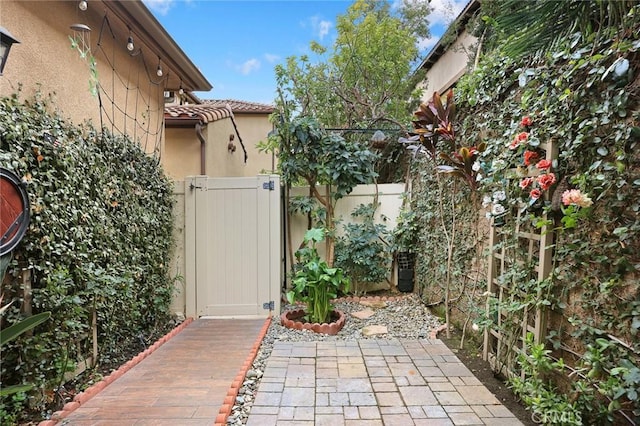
[483, 140, 558, 376]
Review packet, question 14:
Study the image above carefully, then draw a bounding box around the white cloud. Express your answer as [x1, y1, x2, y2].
[143, 0, 174, 15]
[309, 16, 332, 40]
[418, 36, 440, 51]
[239, 58, 261, 75]
[428, 0, 467, 27]
[264, 53, 280, 64]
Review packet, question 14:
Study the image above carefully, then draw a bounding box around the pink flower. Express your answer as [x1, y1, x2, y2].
[536, 159, 552, 170]
[562, 189, 593, 208]
[509, 132, 529, 150]
[519, 177, 533, 189]
[524, 150, 539, 166]
[537, 173, 556, 191]
[530, 188, 542, 200]
[521, 116, 532, 127]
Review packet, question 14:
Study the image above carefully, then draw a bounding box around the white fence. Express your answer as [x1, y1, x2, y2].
[170, 180, 407, 317]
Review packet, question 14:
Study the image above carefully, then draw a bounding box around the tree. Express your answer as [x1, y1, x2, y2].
[276, 116, 378, 267]
[267, 0, 432, 273]
[273, 0, 431, 138]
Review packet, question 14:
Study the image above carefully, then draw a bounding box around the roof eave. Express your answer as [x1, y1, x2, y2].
[416, 0, 481, 73]
[165, 117, 202, 128]
[103, 0, 212, 93]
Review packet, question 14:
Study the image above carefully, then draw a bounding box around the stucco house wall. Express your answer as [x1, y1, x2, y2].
[1, 1, 107, 126]
[0, 0, 210, 157]
[418, 30, 477, 101]
[231, 113, 276, 175]
[163, 101, 275, 180]
[414, 0, 479, 101]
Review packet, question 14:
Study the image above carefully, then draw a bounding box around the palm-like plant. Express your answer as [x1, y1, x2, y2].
[492, 0, 638, 58]
[0, 255, 51, 397]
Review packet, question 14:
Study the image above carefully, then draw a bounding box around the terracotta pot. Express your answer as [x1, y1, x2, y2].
[280, 309, 346, 335]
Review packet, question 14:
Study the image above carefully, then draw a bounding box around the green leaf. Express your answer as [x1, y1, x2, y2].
[0, 384, 34, 397]
[0, 312, 51, 346]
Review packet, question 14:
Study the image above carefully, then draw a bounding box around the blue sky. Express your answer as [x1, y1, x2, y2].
[143, 0, 467, 104]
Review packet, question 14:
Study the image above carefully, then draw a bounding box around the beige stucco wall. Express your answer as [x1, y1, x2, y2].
[233, 113, 276, 175]
[163, 113, 274, 180]
[163, 126, 206, 179]
[419, 30, 477, 102]
[0, 0, 165, 155]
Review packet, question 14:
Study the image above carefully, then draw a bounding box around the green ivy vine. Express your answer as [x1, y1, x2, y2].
[411, 10, 640, 424]
[0, 90, 177, 423]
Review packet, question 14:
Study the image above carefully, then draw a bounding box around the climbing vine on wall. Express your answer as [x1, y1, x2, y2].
[411, 11, 640, 424]
[0, 91, 176, 423]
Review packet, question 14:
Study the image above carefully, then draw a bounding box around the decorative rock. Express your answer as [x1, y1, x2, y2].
[351, 309, 375, 319]
[246, 369, 262, 378]
[362, 324, 388, 336]
[359, 300, 388, 309]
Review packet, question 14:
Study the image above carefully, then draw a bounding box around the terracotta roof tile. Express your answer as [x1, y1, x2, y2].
[164, 104, 232, 124]
[204, 99, 275, 114]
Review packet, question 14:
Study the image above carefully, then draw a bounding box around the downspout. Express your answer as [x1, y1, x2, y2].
[195, 121, 206, 175]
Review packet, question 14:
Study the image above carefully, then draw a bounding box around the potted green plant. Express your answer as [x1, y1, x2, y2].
[283, 228, 350, 334]
[391, 208, 418, 292]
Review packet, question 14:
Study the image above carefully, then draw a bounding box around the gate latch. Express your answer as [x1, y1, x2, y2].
[262, 181, 275, 191]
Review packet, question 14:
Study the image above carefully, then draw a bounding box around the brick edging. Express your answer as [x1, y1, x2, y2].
[429, 323, 449, 339]
[38, 317, 195, 426]
[214, 316, 272, 426]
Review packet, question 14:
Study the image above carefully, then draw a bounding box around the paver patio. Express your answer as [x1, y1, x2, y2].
[247, 340, 524, 426]
[57, 319, 523, 426]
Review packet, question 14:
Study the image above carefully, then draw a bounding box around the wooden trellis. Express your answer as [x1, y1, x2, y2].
[483, 140, 557, 375]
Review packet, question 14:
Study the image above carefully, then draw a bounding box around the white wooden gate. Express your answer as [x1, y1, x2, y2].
[184, 175, 281, 318]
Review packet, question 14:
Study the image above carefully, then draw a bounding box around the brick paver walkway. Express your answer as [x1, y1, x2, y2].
[60, 319, 267, 426]
[55, 319, 524, 426]
[246, 339, 523, 426]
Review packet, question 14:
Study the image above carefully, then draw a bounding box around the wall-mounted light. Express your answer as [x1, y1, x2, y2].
[0, 26, 20, 76]
[78, 0, 88, 11]
[156, 57, 163, 77]
[126, 35, 135, 52]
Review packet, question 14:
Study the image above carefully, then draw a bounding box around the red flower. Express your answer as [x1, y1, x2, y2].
[537, 173, 556, 190]
[530, 188, 542, 200]
[521, 116, 532, 127]
[536, 159, 552, 170]
[509, 132, 529, 150]
[519, 177, 533, 189]
[524, 150, 539, 166]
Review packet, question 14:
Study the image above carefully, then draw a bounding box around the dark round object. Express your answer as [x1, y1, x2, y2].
[0, 167, 30, 256]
